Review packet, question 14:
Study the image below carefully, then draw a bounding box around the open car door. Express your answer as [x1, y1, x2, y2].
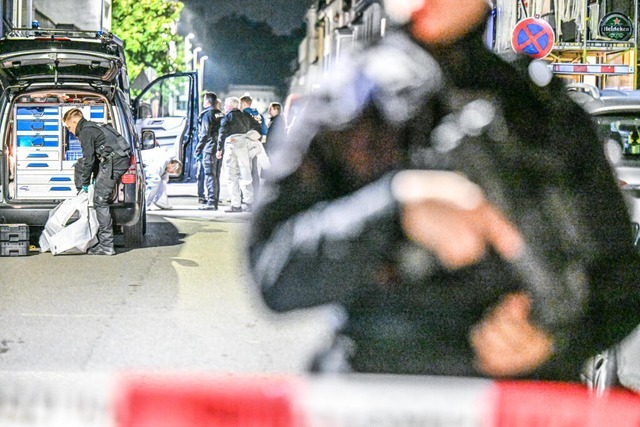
[133, 72, 198, 181]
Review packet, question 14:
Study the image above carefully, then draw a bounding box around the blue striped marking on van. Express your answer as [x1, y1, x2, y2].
[17, 135, 59, 147]
[16, 107, 59, 118]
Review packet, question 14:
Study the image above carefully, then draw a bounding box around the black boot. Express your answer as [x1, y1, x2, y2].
[88, 245, 115, 256]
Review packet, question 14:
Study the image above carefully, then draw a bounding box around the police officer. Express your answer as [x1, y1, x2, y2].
[195, 92, 224, 210]
[247, 0, 640, 382]
[63, 108, 131, 255]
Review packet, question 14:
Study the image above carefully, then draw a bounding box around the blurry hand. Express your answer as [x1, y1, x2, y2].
[470, 292, 553, 377]
[216, 150, 223, 160]
[82, 185, 89, 193]
[401, 199, 523, 269]
[394, 171, 523, 269]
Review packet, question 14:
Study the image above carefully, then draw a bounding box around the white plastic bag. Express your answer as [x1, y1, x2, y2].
[39, 185, 99, 255]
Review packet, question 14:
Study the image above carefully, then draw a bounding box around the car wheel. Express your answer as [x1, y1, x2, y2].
[124, 205, 145, 248]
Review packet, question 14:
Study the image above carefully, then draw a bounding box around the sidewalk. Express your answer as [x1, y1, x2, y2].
[147, 181, 250, 218]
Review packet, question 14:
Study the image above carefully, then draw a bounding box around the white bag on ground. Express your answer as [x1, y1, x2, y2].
[39, 185, 99, 255]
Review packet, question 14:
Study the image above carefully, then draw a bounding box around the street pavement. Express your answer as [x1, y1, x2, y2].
[0, 181, 335, 374]
[149, 181, 252, 219]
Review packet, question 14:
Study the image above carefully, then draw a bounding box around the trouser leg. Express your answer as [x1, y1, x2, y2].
[224, 144, 242, 207]
[204, 171, 215, 204]
[145, 173, 161, 207]
[93, 157, 128, 250]
[235, 142, 254, 205]
[213, 158, 222, 207]
[204, 153, 217, 205]
[94, 177, 117, 250]
[251, 155, 260, 202]
[155, 176, 170, 207]
[196, 158, 205, 199]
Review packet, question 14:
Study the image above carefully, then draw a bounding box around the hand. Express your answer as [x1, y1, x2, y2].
[470, 292, 553, 377]
[82, 185, 89, 193]
[400, 199, 523, 269]
[216, 150, 222, 159]
[394, 170, 523, 269]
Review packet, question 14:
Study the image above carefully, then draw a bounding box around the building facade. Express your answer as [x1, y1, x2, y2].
[290, 0, 640, 96]
[0, 0, 112, 35]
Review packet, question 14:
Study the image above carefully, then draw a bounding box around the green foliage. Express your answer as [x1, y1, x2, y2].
[112, 0, 185, 82]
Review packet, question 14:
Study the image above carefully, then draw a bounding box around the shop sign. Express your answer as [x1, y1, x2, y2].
[599, 12, 633, 41]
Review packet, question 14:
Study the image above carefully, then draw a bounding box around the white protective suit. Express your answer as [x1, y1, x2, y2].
[143, 146, 173, 209]
[224, 130, 268, 208]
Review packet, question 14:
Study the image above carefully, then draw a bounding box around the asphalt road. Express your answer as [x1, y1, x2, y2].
[0, 183, 334, 375]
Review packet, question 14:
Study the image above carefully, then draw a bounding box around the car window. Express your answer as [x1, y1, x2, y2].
[592, 114, 640, 160]
[136, 75, 191, 119]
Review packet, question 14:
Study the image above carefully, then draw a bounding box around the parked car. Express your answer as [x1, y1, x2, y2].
[570, 85, 640, 244]
[0, 28, 198, 248]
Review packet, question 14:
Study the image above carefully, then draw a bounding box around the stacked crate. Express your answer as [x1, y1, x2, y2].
[14, 105, 75, 199]
[13, 103, 107, 200]
[0, 224, 29, 256]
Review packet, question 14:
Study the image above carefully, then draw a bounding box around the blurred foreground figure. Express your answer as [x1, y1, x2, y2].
[248, 0, 640, 381]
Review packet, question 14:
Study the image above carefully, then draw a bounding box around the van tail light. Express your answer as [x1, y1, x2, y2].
[34, 37, 71, 41]
[120, 153, 137, 184]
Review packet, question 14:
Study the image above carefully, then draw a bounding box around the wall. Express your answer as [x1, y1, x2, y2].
[32, 0, 111, 31]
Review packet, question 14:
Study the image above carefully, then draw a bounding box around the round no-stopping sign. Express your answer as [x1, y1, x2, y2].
[511, 17, 555, 59]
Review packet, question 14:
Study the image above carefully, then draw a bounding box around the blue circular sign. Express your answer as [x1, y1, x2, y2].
[511, 18, 555, 59]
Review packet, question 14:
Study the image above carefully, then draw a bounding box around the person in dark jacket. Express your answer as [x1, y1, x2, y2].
[63, 108, 131, 256]
[195, 92, 224, 210]
[240, 95, 268, 200]
[266, 102, 285, 157]
[216, 96, 261, 213]
[247, 0, 640, 382]
[240, 95, 268, 138]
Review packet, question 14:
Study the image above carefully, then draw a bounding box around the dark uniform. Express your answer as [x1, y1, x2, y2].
[76, 118, 131, 254]
[195, 106, 224, 209]
[265, 113, 285, 157]
[247, 21, 640, 381]
[215, 109, 261, 154]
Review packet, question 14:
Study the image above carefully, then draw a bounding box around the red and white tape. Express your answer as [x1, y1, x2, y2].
[2, 372, 640, 426]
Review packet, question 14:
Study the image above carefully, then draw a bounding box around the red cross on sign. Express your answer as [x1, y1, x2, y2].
[511, 17, 555, 59]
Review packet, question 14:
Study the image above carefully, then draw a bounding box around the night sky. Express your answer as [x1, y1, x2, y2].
[177, 0, 312, 94]
[179, 0, 311, 36]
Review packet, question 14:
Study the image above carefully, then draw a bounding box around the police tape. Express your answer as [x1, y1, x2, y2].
[2, 372, 640, 426]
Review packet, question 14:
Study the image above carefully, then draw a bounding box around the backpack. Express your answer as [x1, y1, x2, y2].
[95, 123, 131, 158]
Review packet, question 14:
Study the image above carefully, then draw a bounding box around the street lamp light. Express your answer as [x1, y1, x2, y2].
[192, 47, 202, 72]
[198, 55, 209, 95]
[184, 33, 195, 70]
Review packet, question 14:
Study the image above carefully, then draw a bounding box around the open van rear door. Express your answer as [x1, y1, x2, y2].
[133, 72, 198, 181]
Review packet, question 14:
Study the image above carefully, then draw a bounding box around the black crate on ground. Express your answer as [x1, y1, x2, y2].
[0, 224, 29, 242]
[0, 241, 29, 256]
